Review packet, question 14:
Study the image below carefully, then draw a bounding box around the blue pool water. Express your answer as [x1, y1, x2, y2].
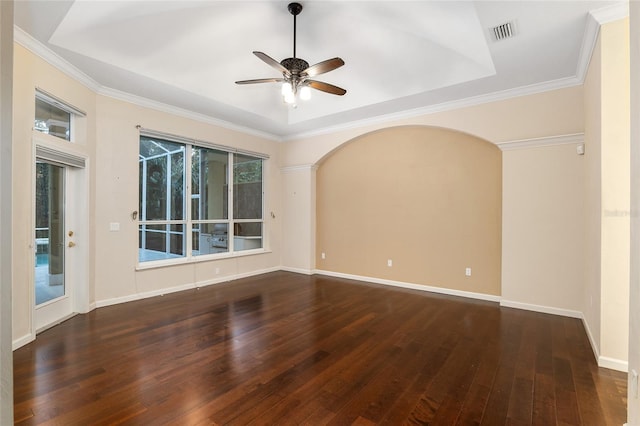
[36, 253, 48, 267]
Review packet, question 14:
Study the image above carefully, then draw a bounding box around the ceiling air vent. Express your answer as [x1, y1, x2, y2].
[492, 21, 515, 41]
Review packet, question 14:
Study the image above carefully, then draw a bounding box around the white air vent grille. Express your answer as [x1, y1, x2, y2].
[492, 22, 515, 41]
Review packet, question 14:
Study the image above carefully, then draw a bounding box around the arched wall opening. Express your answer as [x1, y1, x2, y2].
[315, 125, 502, 296]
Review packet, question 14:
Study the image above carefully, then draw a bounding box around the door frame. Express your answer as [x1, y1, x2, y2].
[32, 132, 90, 334]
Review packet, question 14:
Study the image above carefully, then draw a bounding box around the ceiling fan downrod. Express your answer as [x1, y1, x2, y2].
[288, 2, 303, 59]
[281, 2, 308, 78]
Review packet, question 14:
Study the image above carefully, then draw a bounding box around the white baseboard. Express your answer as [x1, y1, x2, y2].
[231, 266, 281, 281]
[313, 269, 501, 303]
[581, 315, 628, 372]
[599, 356, 628, 372]
[280, 266, 314, 275]
[96, 266, 281, 308]
[194, 266, 281, 288]
[13, 333, 35, 351]
[582, 315, 601, 363]
[95, 283, 190, 309]
[500, 299, 583, 318]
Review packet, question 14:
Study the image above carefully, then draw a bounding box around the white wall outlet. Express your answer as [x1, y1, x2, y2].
[109, 222, 120, 232]
[215, 267, 220, 275]
[321, 252, 326, 259]
[465, 267, 472, 277]
[632, 369, 639, 399]
[387, 259, 393, 267]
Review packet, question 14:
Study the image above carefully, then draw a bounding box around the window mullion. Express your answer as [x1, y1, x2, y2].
[165, 153, 172, 255]
[141, 159, 147, 251]
[185, 145, 192, 257]
[228, 152, 234, 253]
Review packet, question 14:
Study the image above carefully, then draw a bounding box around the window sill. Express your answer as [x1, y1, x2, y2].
[135, 248, 272, 271]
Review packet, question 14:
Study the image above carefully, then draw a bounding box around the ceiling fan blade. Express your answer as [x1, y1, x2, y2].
[235, 78, 285, 85]
[307, 80, 347, 96]
[253, 51, 290, 76]
[303, 57, 345, 78]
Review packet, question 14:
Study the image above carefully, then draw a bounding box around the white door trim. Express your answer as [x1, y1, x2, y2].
[32, 132, 90, 334]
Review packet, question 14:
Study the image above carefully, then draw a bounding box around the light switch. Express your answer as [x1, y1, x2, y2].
[110, 222, 120, 232]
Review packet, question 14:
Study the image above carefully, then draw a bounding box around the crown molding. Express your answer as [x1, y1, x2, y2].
[496, 133, 584, 151]
[14, 26, 101, 92]
[14, 25, 281, 142]
[575, 12, 602, 83]
[284, 75, 583, 142]
[575, 3, 629, 82]
[98, 86, 280, 142]
[591, 2, 629, 25]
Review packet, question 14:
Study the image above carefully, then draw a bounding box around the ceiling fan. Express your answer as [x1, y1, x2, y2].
[235, 2, 346, 106]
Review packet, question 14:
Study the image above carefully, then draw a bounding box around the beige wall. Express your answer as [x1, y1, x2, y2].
[583, 20, 603, 359]
[282, 87, 586, 283]
[583, 18, 630, 369]
[280, 165, 316, 273]
[501, 143, 585, 313]
[600, 18, 630, 365]
[94, 95, 282, 305]
[316, 126, 502, 296]
[282, 86, 584, 167]
[629, 2, 639, 422]
[1, 1, 13, 422]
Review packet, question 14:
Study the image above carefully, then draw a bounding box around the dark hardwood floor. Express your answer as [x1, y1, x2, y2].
[14, 272, 627, 425]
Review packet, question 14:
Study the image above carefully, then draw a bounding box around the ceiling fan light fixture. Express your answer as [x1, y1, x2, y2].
[283, 91, 296, 104]
[300, 85, 311, 100]
[282, 82, 293, 96]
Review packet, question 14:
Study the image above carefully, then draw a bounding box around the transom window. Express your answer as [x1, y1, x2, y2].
[138, 135, 264, 264]
[35, 98, 70, 140]
[34, 90, 80, 141]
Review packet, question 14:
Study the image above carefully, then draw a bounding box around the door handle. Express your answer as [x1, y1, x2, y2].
[68, 241, 76, 248]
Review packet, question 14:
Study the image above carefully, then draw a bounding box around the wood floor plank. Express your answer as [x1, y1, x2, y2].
[13, 271, 627, 425]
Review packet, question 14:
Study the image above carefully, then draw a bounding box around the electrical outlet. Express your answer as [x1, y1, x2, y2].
[387, 259, 393, 267]
[632, 369, 639, 399]
[321, 252, 326, 259]
[215, 267, 220, 275]
[465, 267, 471, 277]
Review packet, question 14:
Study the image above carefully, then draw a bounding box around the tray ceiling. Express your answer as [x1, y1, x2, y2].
[15, 1, 627, 139]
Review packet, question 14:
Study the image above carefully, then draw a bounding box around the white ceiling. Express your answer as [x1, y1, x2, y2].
[14, 0, 628, 140]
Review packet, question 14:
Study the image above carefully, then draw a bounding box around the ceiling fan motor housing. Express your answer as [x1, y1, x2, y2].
[281, 57, 310, 75]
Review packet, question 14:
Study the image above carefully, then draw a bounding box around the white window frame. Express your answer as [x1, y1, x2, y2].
[34, 88, 86, 143]
[137, 130, 267, 268]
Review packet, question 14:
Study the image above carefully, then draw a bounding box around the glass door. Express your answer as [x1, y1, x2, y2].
[35, 161, 73, 329]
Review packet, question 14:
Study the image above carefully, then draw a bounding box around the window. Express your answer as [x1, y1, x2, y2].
[35, 98, 71, 141]
[138, 135, 264, 264]
[34, 89, 86, 142]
